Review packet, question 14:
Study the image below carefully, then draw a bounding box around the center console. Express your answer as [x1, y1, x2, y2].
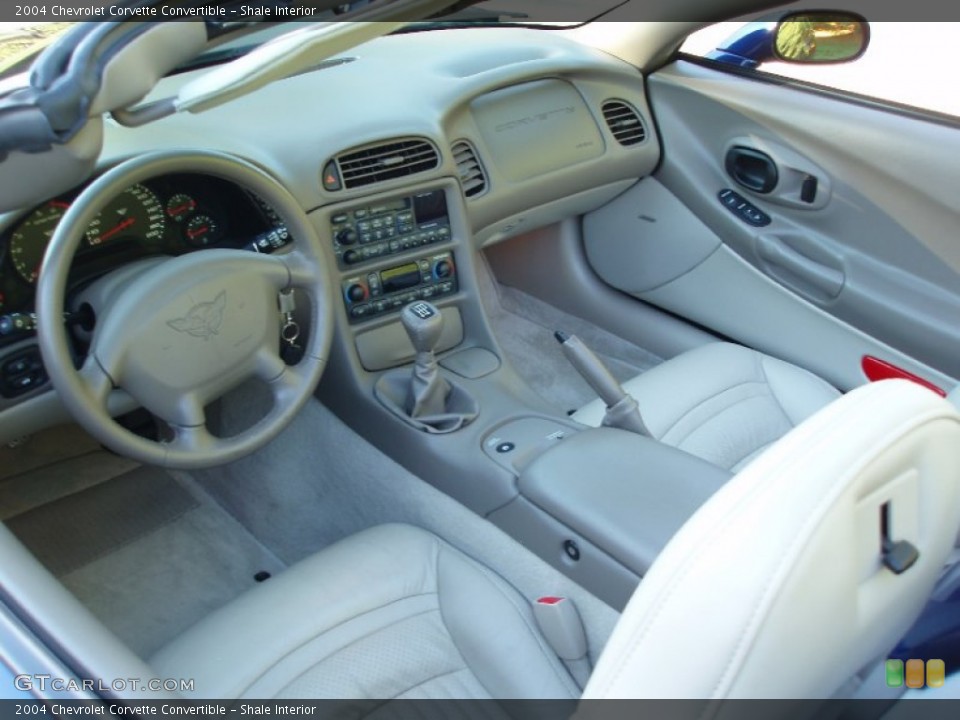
[315, 179, 471, 375]
[315, 175, 578, 510]
[488, 427, 731, 609]
[313, 175, 724, 613]
[326, 188, 461, 325]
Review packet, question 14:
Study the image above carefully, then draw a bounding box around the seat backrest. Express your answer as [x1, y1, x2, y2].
[584, 379, 960, 699]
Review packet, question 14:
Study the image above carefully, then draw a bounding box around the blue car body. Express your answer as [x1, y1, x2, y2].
[705, 22, 778, 68]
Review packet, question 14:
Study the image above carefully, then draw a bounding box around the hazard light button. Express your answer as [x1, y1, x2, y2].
[322, 161, 342, 191]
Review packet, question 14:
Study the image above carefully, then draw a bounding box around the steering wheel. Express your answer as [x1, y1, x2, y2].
[35, 151, 333, 469]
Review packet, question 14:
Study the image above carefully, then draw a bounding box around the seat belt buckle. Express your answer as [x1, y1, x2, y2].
[533, 596, 587, 661]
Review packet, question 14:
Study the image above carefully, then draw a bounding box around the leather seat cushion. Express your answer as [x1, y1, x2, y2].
[573, 343, 840, 471]
[150, 524, 579, 700]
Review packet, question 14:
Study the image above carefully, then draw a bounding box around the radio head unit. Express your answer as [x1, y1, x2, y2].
[331, 189, 451, 268]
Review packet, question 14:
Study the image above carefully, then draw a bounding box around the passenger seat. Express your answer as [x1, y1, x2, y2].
[571, 343, 840, 472]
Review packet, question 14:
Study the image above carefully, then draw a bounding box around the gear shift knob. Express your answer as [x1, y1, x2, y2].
[374, 299, 478, 433]
[401, 301, 444, 355]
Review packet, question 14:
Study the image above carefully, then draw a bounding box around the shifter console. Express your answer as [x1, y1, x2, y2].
[373, 300, 479, 434]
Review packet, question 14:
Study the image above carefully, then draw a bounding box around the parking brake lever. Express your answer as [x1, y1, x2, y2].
[555, 331, 650, 437]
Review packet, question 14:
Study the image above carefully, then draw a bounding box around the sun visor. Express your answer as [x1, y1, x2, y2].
[89, 22, 207, 116]
[0, 120, 103, 212]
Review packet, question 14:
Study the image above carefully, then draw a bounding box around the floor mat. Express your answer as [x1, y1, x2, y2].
[0, 423, 109, 482]
[0, 449, 139, 521]
[6, 466, 286, 658]
[0, 424, 140, 519]
[476, 254, 661, 412]
[7, 466, 196, 576]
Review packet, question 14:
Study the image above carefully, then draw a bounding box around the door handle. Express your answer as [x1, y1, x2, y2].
[725, 146, 778, 194]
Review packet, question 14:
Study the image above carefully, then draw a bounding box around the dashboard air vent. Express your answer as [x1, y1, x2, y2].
[602, 100, 646, 147]
[452, 140, 487, 198]
[337, 138, 440, 189]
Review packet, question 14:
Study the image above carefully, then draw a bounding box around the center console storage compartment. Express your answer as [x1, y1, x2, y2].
[488, 427, 731, 608]
[355, 307, 464, 371]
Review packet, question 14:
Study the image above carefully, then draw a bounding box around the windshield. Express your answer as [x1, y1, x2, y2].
[0, 22, 74, 78]
[0, 0, 624, 81]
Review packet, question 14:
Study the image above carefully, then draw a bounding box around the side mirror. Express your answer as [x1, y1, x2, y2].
[774, 12, 869, 64]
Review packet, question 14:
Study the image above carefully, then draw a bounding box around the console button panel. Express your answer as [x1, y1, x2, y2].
[332, 189, 451, 269]
[718, 188, 771, 227]
[0, 346, 47, 398]
[341, 251, 458, 324]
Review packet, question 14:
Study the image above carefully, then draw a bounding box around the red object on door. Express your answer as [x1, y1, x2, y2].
[537, 596, 564, 605]
[862, 356, 946, 397]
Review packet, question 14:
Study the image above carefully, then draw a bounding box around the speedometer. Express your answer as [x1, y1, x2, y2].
[85, 184, 166, 247]
[9, 200, 69, 284]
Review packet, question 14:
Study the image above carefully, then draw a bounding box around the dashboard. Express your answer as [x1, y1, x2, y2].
[0, 173, 286, 322]
[0, 24, 661, 438]
[0, 171, 289, 402]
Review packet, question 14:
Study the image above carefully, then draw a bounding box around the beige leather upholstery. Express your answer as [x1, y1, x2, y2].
[573, 342, 841, 471]
[152, 380, 960, 700]
[150, 524, 580, 699]
[584, 379, 960, 699]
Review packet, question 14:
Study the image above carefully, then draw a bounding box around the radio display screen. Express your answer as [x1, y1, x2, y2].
[413, 190, 448, 226]
[381, 263, 422, 294]
[369, 198, 410, 215]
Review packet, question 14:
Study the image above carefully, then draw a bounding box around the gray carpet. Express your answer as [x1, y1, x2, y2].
[476, 254, 661, 413]
[5, 465, 286, 659]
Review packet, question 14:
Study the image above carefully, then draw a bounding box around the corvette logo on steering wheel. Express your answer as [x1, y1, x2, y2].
[167, 291, 227, 340]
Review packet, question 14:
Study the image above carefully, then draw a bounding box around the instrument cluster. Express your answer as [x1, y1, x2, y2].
[0, 173, 283, 317]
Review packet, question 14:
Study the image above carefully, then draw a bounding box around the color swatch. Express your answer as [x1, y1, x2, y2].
[885, 658, 946, 689]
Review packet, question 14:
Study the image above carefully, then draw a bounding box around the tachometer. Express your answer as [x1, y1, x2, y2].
[165, 193, 197, 222]
[9, 200, 69, 284]
[85, 184, 166, 247]
[184, 214, 223, 247]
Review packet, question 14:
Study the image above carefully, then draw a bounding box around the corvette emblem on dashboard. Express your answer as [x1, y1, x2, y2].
[167, 291, 227, 340]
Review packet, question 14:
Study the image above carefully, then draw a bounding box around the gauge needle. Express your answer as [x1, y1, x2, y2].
[167, 202, 194, 217]
[96, 217, 135, 243]
[187, 225, 208, 239]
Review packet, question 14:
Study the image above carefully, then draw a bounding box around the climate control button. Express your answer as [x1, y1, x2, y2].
[346, 283, 368, 303]
[433, 259, 453, 279]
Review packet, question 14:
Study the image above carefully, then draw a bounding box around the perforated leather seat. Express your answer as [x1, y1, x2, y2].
[573, 342, 841, 471]
[151, 523, 581, 699]
[151, 381, 960, 700]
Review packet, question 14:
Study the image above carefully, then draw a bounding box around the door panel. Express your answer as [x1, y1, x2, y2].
[755, 232, 845, 301]
[585, 59, 960, 388]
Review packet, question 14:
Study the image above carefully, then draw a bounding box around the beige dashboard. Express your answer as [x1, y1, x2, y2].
[0, 24, 660, 444]
[101, 26, 659, 247]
